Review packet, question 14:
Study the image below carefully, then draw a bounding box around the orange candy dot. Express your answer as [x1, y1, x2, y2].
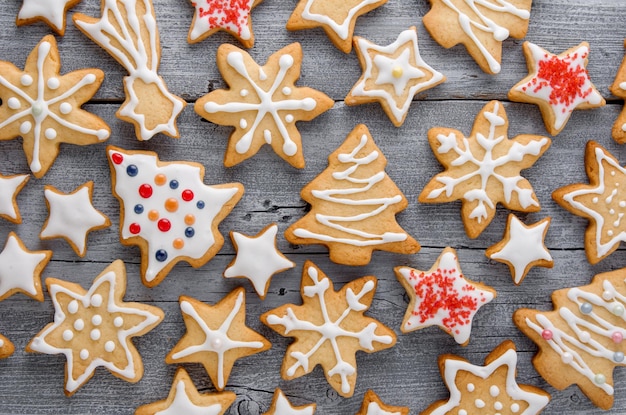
[173, 239, 184, 249]
[148, 210, 159, 221]
[154, 174, 167, 186]
[184, 214, 195, 225]
[165, 198, 178, 212]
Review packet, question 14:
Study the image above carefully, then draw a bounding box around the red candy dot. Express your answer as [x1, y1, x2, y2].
[612, 331, 623, 344]
[182, 189, 194, 201]
[158, 218, 171, 232]
[111, 153, 123, 164]
[541, 329, 553, 340]
[139, 184, 153, 198]
[129, 223, 141, 234]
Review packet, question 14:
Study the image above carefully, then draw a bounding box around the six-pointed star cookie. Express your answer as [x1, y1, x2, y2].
[26, 260, 164, 396]
[423, 340, 550, 415]
[486, 214, 553, 285]
[346, 27, 445, 127]
[166, 287, 271, 391]
[17, 0, 83, 35]
[187, 0, 263, 47]
[356, 390, 409, 415]
[0, 333, 15, 359]
[509, 41, 605, 136]
[394, 247, 496, 346]
[262, 389, 316, 415]
[135, 367, 236, 415]
[0, 232, 51, 302]
[286, 0, 388, 53]
[224, 223, 295, 299]
[0, 172, 28, 223]
[40, 181, 111, 257]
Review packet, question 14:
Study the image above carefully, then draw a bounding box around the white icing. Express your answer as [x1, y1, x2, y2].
[0, 232, 48, 300]
[47, 77, 60, 89]
[188, 0, 254, 42]
[300, 0, 381, 40]
[0, 173, 28, 222]
[366, 401, 400, 415]
[154, 380, 224, 415]
[7, 98, 20, 110]
[17, 0, 75, 33]
[270, 390, 315, 415]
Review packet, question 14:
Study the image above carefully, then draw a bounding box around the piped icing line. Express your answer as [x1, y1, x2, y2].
[17, 0, 82, 35]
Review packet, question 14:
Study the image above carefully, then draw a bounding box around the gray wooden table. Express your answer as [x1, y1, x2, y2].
[1, 0, 626, 413]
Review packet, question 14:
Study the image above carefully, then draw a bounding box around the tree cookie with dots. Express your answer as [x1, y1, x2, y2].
[108, 146, 244, 288]
[16, 0, 83, 35]
[423, 340, 550, 415]
[356, 390, 408, 415]
[26, 260, 164, 396]
[194, 42, 333, 169]
[513, 267, 626, 410]
[0, 35, 110, 178]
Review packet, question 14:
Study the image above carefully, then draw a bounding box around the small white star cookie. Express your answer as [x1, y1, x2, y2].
[17, 0, 83, 35]
[262, 389, 316, 415]
[356, 390, 408, 415]
[0, 173, 29, 223]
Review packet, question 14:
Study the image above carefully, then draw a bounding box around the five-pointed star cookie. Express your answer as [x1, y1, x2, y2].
[195, 42, 333, 168]
[553, 141, 626, 264]
[262, 389, 316, 415]
[166, 287, 271, 391]
[0, 333, 15, 359]
[26, 260, 164, 396]
[40, 181, 110, 257]
[224, 223, 295, 299]
[0, 173, 29, 223]
[418, 100, 551, 238]
[356, 390, 409, 415]
[423, 340, 550, 415]
[0, 232, 52, 302]
[0, 35, 110, 178]
[187, 0, 263, 47]
[286, 0, 388, 53]
[486, 214, 553, 285]
[17, 0, 82, 35]
[135, 367, 236, 415]
[346, 27, 445, 127]
[394, 247, 496, 346]
[610, 40, 626, 143]
[509, 41, 605, 136]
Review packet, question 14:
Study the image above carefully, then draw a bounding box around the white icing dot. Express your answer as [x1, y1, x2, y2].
[466, 383, 475, 392]
[240, 89, 249, 97]
[47, 77, 60, 89]
[44, 128, 57, 140]
[610, 209, 616, 215]
[562, 352, 573, 364]
[74, 319, 85, 331]
[90, 294, 103, 307]
[474, 399, 485, 408]
[92, 315, 102, 326]
[612, 171, 616, 177]
[603, 290, 615, 300]
[494, 401, 503, 410]
[68, 300, 79, 314]
[282, 87, 292, 95]
[60, 102, 72, 114]
[21, 74, 33, 86]
[20, 121, 32, 134]
[620, 201, 626, 208]
[96, 129, 109, 141]
[458, 410, 467, 415]
[609, 230, 614, 236]
[239, 119, 248, 129]
[90, 329, 101, 341]
[80, 349, 89, 360]
[114, 317, 123, 327]
[580, 331, 591, 342]
[210, 338, 223, 350]
[62, 330, 74, 341]
[592, 197, 598, 204]
[84, 74, 96, 84]
[7, 97, 20, 109]
[511, 403, 520, 413]
[285, 114, 294, 123]
[104, 341, 115, 353]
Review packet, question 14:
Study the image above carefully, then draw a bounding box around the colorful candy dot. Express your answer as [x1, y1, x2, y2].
[111, 153, 123, 164]
[155, 249, 168, 262]
[158, 218, 171, 232]
[154, 174, 166, 186]
[594, 374, 606, 385]
[196, 200, 205, 209]
[541, 329, 553, 340]
[165, 198, 178, 212]
[392, 66, 403, 78]
[612, 332, 623, 343]
[126, 164, 138, 177]
[185, 214, 195, 225]
[134, 204, 144, 214]
[129, 223, 141, 234]
[173, 239, 184, 249]
[169, 180, 179, 189]
[614, 352, 624, 363]
[182, 189, 194, 201]
[148, 210, 159, 221]
[580, 302, 593, 314]
[139, 184, 153, 198]
[185, 227, 195, 238]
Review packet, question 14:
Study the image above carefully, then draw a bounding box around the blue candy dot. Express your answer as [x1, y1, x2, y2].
[126, 164, 138, 177]
[580, 302, 593, 314]
[134, 204, 144, 214]
[185, 227, 195, 238]
[614, 352, 624, 363]
[169, 180, 179, 189]
[155, 249, 168, 262]
[196, 200, 205, 209]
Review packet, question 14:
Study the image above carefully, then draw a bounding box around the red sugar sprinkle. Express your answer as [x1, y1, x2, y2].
[193, 0, 250, 36]
[111, 153, 123, 165]
[529, 51, 593, 107]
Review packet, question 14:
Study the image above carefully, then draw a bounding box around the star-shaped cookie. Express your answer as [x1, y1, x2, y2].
[286, 0, 388, 53]
[356, 390, 409, 415]
[423, 340, 550, 415]
[509, 41, 605, 136]
[394, 247, 496, 346]
[135, 367, 236, 415]
[17, 0, 82, 35]
[224, 223, 295, 299]
[40, 182, 110, 257]
[0, 35, 110, 178]
[187, 0, 263, 47]
[0, 173, 28, 223]
[553, 141, 626, 264]
[0, 232, 52, 302]
[610, 40, 626, 144]
[26, 260, 164, 396]
[166, 287, 271, 391]
[262, 389, 316, 415]
[346, 27, 445, 127]
[418, 100, 551, 238]
[0, 333, 14, 359]
[486, 214, 553, 285]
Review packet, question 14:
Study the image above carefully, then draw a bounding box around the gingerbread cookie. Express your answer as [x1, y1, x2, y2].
[195, 42, 333, 168]
[166, 288, 271, 391]
[418, 100, 551, 239]
[40, 182, 111, 258]
[73, 0, 186, 141]
[394, 247, 495, 346]
[610, 40, 626, 144]
[261, 261, 396, 397]
[108, 146, 244, 287]
[135, 367, 236, 415]
[0, 333, 14, 359]
[263, 389, 316, 415]
[26, 260, 164, 396]
[0, 172, 28, 224]
[286, 0, 388, 53]
[423, 340, 550, 415]
[16, 0, 82, 35]
[514, 268, 626, 410]
[508, 41, 605, 136]
[423, 0, 532, 74]
[552, 141, 626, 264]
[0, 35, 110, 178]
[486, 214, 553, 285]
[285, 124, 420, 265]
[356, 390, 408, 415]
[346, 27, 446, 127]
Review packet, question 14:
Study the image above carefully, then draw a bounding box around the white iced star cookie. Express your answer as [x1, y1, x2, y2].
[224, 223, 295, 299]
[356, 390, 408, 415]
[0, 173, 29, 223]
[346, 27, 445, 127]
[262, 389, 316, 415]
[40, 181, 110, 257]
[135, 367, 236, 415]
[486, 214, 553, 285]
[26, 260, 164, 396]
[17, 0, 83, 35]
[0, 232, 51, 302]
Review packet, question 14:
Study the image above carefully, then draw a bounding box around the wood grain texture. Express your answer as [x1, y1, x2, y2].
[0, 0, 625, 413]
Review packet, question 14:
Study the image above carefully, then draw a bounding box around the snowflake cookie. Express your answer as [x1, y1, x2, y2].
[0, 172, 28, 224]
[0, 35, 110, 178]
[261, 261, 397, 397]
[356, 390, 409, 415]
[423, 0, 532, 74]
[107, 146, 244, 287]
[423, 340, 550, 415]
[418, 100, 551, 239]
[609, 40, 626, 144]
[0, 333, 14, 359]
[552, 141, 626, 264]
[508, 41, 605, 136]
[17, 0, 83, 35]
[262, 389, 316, 415]
[285, 124, 420, 265]
[166, 287, 271, 391]
[346, 26, 446, 127]
[26, 260, 164, 396]
[195, 42, 333, 169]
[394, 247, 496, 346]
[135, 367, 236, 415]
